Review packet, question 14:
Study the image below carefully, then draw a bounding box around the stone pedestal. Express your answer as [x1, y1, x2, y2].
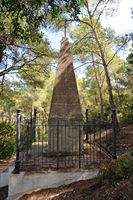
[48, 120, 83, 154]
[48, 37, 83, 154]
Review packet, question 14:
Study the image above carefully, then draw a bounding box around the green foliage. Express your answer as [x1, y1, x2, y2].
[126, 52, 133, 76]
[0, 121, 15, 159]
[120, 96, 133, 124]
[97, 153, 133, 182]
[0, 0, 132, 127]
[0, 0, 81, 42]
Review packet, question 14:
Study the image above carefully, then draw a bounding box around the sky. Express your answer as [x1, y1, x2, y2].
[46, 0, 133, 52]
[101, 0, 133, 34]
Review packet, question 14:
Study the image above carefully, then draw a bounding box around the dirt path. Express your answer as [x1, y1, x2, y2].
[18, 176, 133, 200]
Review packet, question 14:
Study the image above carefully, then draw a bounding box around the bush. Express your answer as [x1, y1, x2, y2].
[97, 152, 133, 182]
[0, 121, 15, 159]
[119, 96, 133, 124]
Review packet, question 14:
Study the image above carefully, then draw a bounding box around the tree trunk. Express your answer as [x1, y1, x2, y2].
[92, 55, 104, 119]
[99, 89, 104, 118]
[91, 22, 116, 110]
[88, 15, 119, 132]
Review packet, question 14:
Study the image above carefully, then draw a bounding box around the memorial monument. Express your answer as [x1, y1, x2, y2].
[48, 36, 83, 154]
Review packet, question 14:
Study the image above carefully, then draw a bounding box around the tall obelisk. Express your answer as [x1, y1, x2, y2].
[48, 37, 82, 153]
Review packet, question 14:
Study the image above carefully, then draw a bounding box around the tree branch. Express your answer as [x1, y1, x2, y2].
[0, 53, 49, 77]
[106, 37, 130, 67]
[95, 0, 110, 24]
[92, 0, 103, 18]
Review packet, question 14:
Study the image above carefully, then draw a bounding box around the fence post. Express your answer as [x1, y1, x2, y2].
[14, 109, 21, 173]
[31, 108, 37, 142]
[112, 109, 117, 159]
[85, 109, 89, 140]
[93, 119, 96, 146]
[33, 108, 37, 142]
[99, 117, 102, 163]
[26, 124, 29, 159]
[57, 121, 59, 169]
[78, 123, 82, 168]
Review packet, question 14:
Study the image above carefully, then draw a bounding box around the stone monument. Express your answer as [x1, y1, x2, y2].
[48, 37, 83, 154]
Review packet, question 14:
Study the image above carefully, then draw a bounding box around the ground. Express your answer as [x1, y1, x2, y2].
[0, 156, 15, 171]
[117, 124, 133, 154]
[18, 176, 133, 200]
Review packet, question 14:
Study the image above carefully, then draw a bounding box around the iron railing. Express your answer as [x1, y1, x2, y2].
[14, 110, 117, 173]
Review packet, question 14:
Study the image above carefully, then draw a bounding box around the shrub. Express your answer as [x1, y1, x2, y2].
[0, 121, 15, 159]
[97, 152, 133, 182]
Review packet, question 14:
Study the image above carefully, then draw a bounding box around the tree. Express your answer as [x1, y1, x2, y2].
[0, 0, 81, 50]
[0, 0, 84, 97]
[18, 64, 55, 118]
[69, 0, 130, 123]
[0, 83, 16, 121]
[126, 52, 133, 75]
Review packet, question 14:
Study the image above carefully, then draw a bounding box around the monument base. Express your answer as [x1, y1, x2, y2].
[48, 120, 83, 155]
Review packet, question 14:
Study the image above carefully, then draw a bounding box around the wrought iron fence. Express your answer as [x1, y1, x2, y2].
[13, 110, 117, 173]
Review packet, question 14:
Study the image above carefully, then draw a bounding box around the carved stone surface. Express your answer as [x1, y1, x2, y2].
[48, 37, 83, 153]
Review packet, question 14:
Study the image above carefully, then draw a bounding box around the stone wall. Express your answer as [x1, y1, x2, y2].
[8, 170, 99, 200]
